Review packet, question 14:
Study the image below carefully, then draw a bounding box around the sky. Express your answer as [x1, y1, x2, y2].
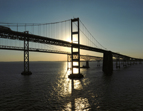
[0, 0, 143, 61]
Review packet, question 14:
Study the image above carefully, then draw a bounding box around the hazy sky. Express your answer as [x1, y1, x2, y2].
[0, 0, 143, 61]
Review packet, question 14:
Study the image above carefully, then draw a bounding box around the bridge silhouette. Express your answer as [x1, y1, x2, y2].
[0, 18, 142, 79]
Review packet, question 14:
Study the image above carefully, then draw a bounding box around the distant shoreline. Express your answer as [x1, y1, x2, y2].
[0, 61, 67, 62]
[0, 61, 99, 62]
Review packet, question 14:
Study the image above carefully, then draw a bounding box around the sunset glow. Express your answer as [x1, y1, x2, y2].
[0, 0, 143, 61]
[66, 37, 71, 43]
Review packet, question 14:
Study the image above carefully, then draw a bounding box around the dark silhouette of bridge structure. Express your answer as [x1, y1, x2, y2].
[0, 18, 142, 79]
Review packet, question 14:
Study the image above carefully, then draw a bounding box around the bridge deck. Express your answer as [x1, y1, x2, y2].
[0, 30, 142, 61]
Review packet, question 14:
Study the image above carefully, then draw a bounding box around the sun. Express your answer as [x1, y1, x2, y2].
[66, 37, 71, 43]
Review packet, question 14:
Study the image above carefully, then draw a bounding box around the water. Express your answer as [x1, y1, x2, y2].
[0, 61, 143, 111]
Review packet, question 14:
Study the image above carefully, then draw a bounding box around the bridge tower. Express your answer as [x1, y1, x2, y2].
[68, 18, 83, 79]
[21, 31, 32, 75]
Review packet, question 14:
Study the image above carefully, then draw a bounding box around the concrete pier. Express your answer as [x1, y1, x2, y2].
[102, 51, 113, 74]
[21, 71, 32, 75]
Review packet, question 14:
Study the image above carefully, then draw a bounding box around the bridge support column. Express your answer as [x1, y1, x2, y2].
[102, 51, 113, 74]
[21, 31, 32, 75]
[127, 59, 131, 65]
[134, 60, 135, 64]
[86, 61, 89, 68]
[130, 59, 132, 65]
[123, 60, 125, 67]
[116, 56, 120, 68]
[97, 60, 100, 67]
[123, 59, 127, 67]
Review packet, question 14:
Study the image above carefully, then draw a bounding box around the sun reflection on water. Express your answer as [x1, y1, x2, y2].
[65, 70, 90, 110]
[65, 97, 91, 111]
[73, 80, 83, 90]
[50, 62, 91, 110]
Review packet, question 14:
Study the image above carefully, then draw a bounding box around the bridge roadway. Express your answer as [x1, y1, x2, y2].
[0, 29, 142, 61]
[0, 45, 102, 60]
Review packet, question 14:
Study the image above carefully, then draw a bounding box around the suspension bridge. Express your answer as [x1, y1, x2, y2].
[0, 18, 142, 79]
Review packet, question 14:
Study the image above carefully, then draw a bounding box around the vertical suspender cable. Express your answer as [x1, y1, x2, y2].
[38, 25, 39, 35]
[46, 24, 47, 37]
[40, 24, 41, 36]
[55, 24, 57, 39]
[49, 24, 50, 48]
[32, 24, 34, 48]
[65, 21, 66, 41]
[57, 23, 59, 39]
[33, 23, 34, 34]
[17, 23, 18, 47]
[25, 23, 26, 31]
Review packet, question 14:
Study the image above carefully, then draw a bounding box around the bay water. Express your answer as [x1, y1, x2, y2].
[0, 61, 143, 110]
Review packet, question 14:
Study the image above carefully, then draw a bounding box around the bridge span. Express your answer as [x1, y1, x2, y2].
[0, 18, 142, 79]
[0, 25, 141, 60]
